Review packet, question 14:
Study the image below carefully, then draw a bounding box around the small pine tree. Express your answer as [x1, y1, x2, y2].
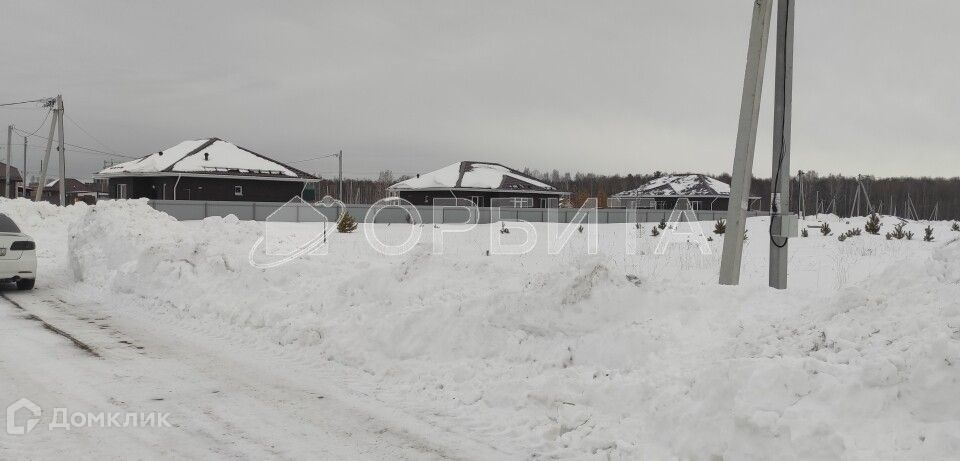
[714, 219, 727, 235]
[577, 224, 584, 233]
[743, 230, 748, 241]
[820, 222, 831, 236]
[952, 222, 959, 232]
[885, 232, 892, 240]
[658, 218, 667, 230]
[905, 231, 914, 240]
[337, 212, 358, 233]
[838, 233, 847, 242]
[801, 227, 809, 237]
[891, 222, 907, 240]
[923, 225, 934, 242]
[864, 213, 882, 235]
[651, 226, 660, 237]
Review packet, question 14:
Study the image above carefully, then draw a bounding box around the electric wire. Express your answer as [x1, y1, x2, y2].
[64, 114, 121, 157]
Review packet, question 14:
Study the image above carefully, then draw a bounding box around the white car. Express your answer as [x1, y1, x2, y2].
[0, 213, 37, 290]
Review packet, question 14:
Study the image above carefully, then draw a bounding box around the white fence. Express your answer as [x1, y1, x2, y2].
[147, 200, 767, 224]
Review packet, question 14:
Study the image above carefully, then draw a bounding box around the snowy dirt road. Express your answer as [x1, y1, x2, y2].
[0, 289, 506, 460]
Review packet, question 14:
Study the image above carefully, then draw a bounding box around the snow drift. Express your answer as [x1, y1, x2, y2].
[3, 197, 959, 459]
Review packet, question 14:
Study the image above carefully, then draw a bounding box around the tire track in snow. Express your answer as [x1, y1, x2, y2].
[3, 289, 510, 460]
[1, 292, 100, 357]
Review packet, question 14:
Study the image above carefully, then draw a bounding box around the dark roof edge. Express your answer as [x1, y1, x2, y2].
[232, 142, 317, 180]
[160, 138, 219, 173]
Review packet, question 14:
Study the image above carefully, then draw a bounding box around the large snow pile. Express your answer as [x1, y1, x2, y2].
[2, 198, 959, 458]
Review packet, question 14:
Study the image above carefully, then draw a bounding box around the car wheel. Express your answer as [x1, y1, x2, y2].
[16, 279, 35, 290]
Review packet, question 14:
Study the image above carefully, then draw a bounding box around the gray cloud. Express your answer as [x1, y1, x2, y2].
[1, 0, 957, 181]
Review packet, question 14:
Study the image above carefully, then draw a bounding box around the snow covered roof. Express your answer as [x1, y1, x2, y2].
[27, 178, 92, 193]
[613, 174, 732, 198]
[389, 161, 563, 193]
[96, 138, 316, 180]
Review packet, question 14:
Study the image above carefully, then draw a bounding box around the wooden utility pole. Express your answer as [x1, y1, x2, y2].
[338, 150, 343, 201]
[719, 0, 773, 286]
[815, 190, 819, 219]
[4, 125, 11, 198]
[850, 186, 860, 218]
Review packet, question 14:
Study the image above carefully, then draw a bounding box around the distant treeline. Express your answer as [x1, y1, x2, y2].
[522, 168, 960, 220]
[311, 170, 405, 204]
[314, 169, 960, 220]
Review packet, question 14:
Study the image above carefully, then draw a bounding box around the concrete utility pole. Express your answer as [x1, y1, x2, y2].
[35, 95, 64, 204]
[22, 136, 27, 198]
[57, 97, 66, 206]
[719, 0, 774, 286]
[797, 170, 805, 220]
[769, 0, 795, 290]
[5, 125, 11, 198]
[721, 0, 797, 289]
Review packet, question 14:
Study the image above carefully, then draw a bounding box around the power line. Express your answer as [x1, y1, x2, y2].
[20, 109, 52, 137]
[8, 143, 135, 158]
[12, 127, 138, 159]
[289, 153, 341, 164]
[64, 114, 120, 156]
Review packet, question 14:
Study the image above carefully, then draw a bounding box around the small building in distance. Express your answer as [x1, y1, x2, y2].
[24, 178, 97, 204]
[609, 174, 759, 210]
[94, 138, 317, 202]
[388, 161, 568, 207]
[0, 162, 23, 198]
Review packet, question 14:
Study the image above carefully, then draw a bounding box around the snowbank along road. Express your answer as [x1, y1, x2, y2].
[1, 198, 959, 459]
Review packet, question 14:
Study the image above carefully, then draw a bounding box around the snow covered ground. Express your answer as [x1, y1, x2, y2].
[1, 198, 959, 459]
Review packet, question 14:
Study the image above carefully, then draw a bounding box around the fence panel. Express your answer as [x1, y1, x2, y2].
[147, 200, 767, 224]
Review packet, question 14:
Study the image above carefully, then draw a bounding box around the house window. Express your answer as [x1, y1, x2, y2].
[514, 197, 533, 208]
[116, 184, 127, 199]
[234, 185, 243, 197]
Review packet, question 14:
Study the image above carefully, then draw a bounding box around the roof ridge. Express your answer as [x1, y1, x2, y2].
[454, 161, 467, 188]
[161, 138, 217, 172]
[461, 160, 551, 188]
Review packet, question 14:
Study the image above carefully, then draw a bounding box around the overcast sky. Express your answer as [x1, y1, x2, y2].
[1, 0, 958, 181]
